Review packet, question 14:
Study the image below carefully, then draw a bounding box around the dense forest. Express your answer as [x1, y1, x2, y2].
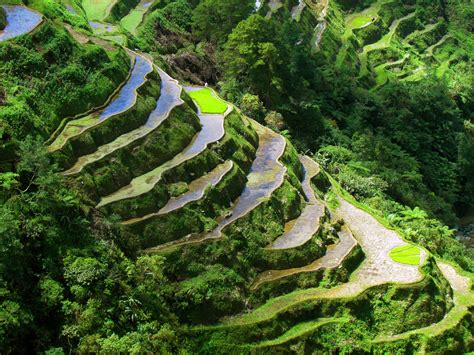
[0, 0, 473, 353]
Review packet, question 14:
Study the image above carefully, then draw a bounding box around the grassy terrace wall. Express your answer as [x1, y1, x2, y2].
[408, 22, 447, 52]
[101, 110, 259, 219]
[158, 142, 305, 262]
[258, 221, 332, 270]
[374, 308, 474, 354]
[76, 103, 201, 198]
[0, 20, 130, 141]
[423, 309, 474, 353]
[51, 69, 161, 170]
[250, 242, 364, 305]
[191, 258, 452, 352]
[149, 142, 314, 323]
[124, 162, 249, 250]
[157, 179, 307, 324]
[161, 112, 258, 183]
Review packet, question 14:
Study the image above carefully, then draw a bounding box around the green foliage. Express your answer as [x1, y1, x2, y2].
[137, 2, 192, 54]
[176, 265, 246, 323]
[159, 0, 193, 32]
[222, 15, 282, 104]
[192, 0, 254, 43]
[79, 104, 200, 199]
[1, 0, 473, 353]
[0, 21, 129, 143]
[108, 0, 140, 22]
[240, 93, 265, 121]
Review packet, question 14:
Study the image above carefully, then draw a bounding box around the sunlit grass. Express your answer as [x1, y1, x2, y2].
[349, 16, 372, 28]
[121, 9, 142, 33]
[82, 0, 114, 21]
[255, 318, 349, 348]
[121, 0, 152, 34]
[389, 245, 420, 265]
[188, 88, 228, 114]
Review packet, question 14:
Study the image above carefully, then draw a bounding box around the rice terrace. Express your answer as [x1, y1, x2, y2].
[0, 0, 473, 353]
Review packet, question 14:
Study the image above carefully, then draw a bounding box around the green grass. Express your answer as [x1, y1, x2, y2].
[349, 16, 372, 28]
[335, 0, 391, 69]
[389, 245, 421, 265]
[82, 0, 115, 21]
[254, 318, 349, 348]
[102, 34, 127, 45]
[120, 0, 151, 34]
[358, 12, 416, 77]
[121, 9, 142, 33]
[188, 88, 228, 114]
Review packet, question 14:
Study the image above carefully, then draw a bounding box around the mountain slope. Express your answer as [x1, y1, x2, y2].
[0, 0, 473, 353]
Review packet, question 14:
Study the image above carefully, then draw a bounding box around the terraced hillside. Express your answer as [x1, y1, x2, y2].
[0, 0, 473, 353]
[332, 0, 469, 86]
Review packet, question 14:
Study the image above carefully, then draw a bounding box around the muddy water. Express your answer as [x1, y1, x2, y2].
[252, 226, 357, 290]
[99, 54, 151, 121]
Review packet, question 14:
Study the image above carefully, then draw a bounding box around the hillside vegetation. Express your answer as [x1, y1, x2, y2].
[0, 0, 473, 353]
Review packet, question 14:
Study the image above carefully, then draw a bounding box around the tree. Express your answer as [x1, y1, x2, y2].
[222, 15, 282, 105]
[192, 0, 254, 43]
[239, 93, 265, 121]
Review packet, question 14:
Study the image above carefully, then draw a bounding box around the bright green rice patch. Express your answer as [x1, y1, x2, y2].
[349, 16, 372, 29]
[82, 0, 115, 21]
[389, 245, 421, 265]
[188, 88, 228, 114]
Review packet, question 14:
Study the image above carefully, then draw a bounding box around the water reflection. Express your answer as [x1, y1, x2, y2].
[0, 6, 42, 42]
